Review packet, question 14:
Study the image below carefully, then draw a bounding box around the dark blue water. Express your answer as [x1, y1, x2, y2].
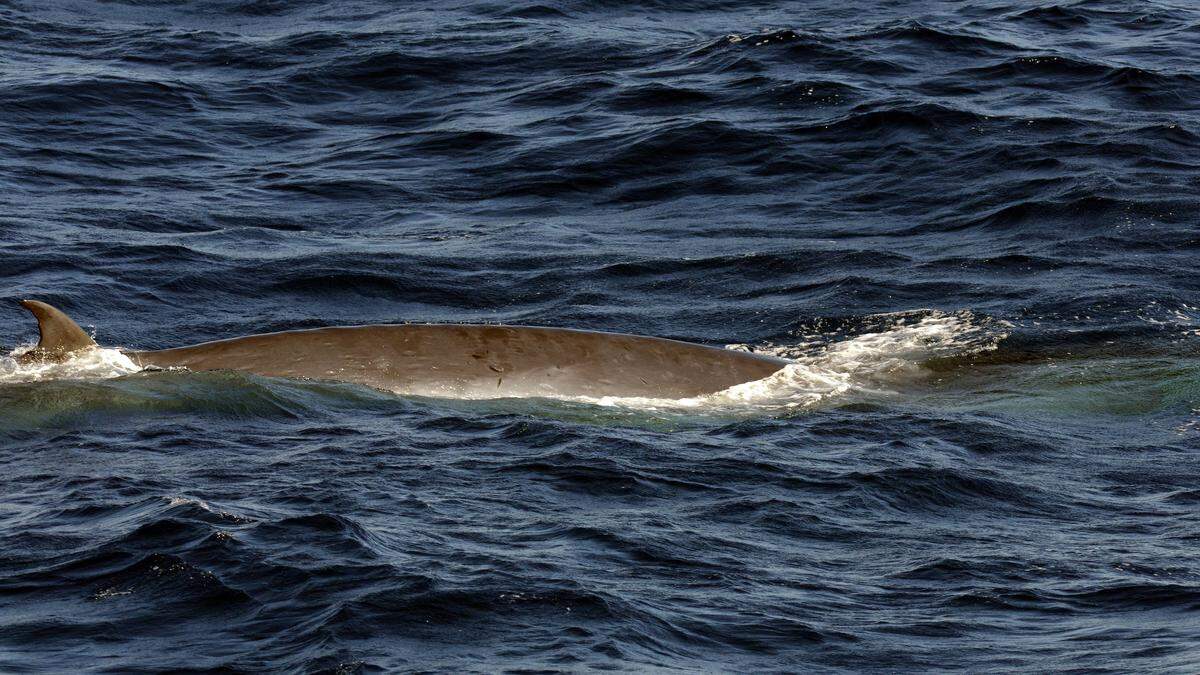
[3, 0, 1200, 671]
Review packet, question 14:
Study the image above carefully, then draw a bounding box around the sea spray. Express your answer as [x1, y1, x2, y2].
[0, 346, 143, 384]
[585, 311, 1009, 411]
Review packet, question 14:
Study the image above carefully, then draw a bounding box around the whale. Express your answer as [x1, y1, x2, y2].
[14, 300, 789, 399]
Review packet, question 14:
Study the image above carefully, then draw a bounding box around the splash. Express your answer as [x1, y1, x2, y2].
[583, 311, 1008, 412]
[0, 346, 143, 384]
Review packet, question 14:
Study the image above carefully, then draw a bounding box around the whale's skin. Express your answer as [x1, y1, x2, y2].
[14, 300, 789, 399]
[123, 324, 789, 399]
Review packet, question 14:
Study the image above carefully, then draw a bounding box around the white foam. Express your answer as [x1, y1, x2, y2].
[0, 346, 143, 384]
[166, 495, 212, 511]
[579, 311, 1007, 412]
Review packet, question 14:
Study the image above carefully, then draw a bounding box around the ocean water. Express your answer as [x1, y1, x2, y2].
[2, 0, 1200, 671]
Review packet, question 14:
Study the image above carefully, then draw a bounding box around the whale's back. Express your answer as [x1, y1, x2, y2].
[129, 324, 788, 399]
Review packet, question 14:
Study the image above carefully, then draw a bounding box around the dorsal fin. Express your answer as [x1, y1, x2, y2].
[18, 300, 97, 362]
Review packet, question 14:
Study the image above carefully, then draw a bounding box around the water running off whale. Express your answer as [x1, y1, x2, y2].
[4, 300, 1006, 410]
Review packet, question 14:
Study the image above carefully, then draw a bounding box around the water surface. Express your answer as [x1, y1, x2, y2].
[2, 0, 1200, 671]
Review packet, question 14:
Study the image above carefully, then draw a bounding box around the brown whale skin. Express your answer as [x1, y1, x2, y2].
[127, 324, 787, 399]
[18, 300, 788, 399]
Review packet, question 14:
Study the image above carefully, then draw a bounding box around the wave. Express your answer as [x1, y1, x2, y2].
[88, 552, 253, 607]
[957, 55, 1200, 108]
[1009, 4, 1179, 31]
[698, 29, 913, 76]
[847, 20, 1022, 56]
[4, 76, 205, 115]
